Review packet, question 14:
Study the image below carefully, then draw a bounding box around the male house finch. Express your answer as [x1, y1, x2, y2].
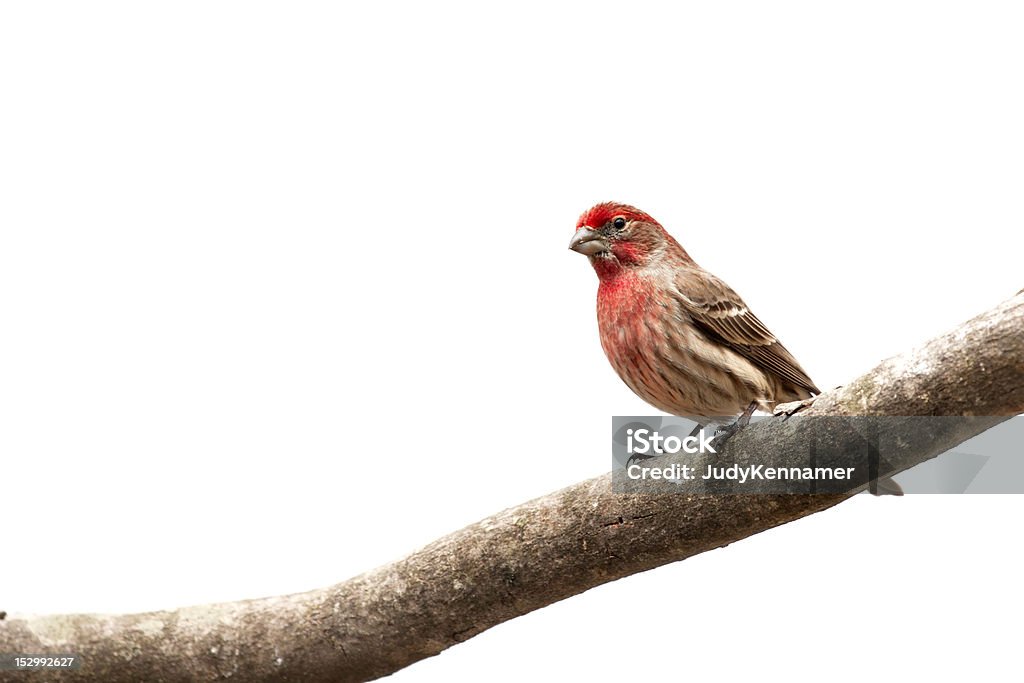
[570, 202, 901, 494]
[570, 201, 817, 422]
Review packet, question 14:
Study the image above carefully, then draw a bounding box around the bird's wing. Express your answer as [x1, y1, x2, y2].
[673, 267, 820, 394]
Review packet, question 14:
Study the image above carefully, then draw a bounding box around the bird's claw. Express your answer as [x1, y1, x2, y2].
[712, 421, 742, 448]
[711, 401, 758, 449]
[624, 453, 656, 469]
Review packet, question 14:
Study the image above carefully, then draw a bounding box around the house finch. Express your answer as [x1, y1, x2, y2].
[570, 201, 901, 494]
[570, 201, 818, 420]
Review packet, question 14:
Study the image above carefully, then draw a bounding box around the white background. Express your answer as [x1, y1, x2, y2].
[2, 2, 1022, 681]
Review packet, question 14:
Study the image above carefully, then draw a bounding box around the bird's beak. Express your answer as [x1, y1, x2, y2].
[568, 227, 609, 256]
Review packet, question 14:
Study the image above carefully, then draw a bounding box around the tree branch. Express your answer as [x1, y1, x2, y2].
[3, 292, 1023, 683]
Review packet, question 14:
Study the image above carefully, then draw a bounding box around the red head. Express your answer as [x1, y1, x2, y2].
[569, 202, 686, 279]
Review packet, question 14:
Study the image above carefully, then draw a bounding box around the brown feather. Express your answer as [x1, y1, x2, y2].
[672, 266, 820, 396]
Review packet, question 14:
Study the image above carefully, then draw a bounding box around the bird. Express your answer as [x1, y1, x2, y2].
[569, 201, 901, 494]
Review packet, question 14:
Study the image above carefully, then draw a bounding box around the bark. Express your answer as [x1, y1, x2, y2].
[2, 292, 1022, 683]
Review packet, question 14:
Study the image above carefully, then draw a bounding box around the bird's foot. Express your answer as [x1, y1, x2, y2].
[624, 453, 657, 469]
[712, 402, 758, 448]
[773, 396, 818, 419]
[712, 421, 741, 449]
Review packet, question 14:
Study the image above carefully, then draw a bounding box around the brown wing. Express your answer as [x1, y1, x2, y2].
[674, 267, 820, 394]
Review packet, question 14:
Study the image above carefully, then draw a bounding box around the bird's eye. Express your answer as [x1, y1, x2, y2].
[612, 217, 626, 230]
